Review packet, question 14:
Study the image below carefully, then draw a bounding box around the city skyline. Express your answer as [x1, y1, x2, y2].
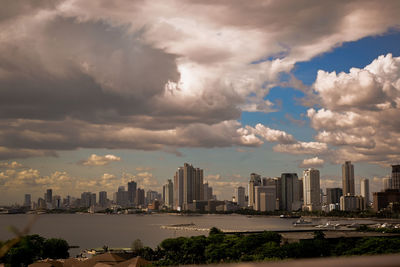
[1, 1, 400, 204]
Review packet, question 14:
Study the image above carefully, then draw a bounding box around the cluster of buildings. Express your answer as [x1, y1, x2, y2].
[242, 161, 370, 212]
[19, 162, 400, 214]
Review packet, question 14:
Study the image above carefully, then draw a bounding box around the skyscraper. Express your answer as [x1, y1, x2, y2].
[23, 194, 31, 208]
[99, 191, 107, 207]
[281, 173, 300, 211]
[45, 189, 53, 204]
[391, 165, 400, 189]
[342, 161, 355, 195]
[235, 186, 245, 207]
[248, 173, 261, 208]
[326, 188, 343, 204]
[383, 177, 393, 190]
[164, 179, 174, 208]
[128, 181, 137, 205]
[174, 167, 184, 210]
[302, 168, 321, 211]
[254, 185, 276, 211]
[136, 188, 145, 206]
[360, 178, 370, 207]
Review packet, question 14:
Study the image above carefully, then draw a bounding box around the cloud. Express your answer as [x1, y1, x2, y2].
[250, 123, 296, 144]
[0, 161, 23, 169]
[299, 157, 325, 168]
[308, 54, 400, 165]
[0, 1, 400, 160]
[273, 141, 329, 155]
[81, 154, 121, 166]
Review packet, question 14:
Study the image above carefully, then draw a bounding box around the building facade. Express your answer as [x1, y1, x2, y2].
[360, 178, 370, 208]
[342, 161, 355, 196]
[303, 168, 321, 211]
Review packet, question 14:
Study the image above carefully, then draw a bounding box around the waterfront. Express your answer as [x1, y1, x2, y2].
[0, 213, 381, 256]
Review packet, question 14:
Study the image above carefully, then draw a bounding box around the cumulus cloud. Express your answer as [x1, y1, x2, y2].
[299, 157, 325, 168]
[81, 154, 121, 166]
[0, 1, 399, 159]
[309, 54, 400, 165]
[273, 141, 329, 155]
[0, 161, 23, 169]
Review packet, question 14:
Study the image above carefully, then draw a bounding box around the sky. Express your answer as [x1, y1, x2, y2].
[1, 0, 400, 204]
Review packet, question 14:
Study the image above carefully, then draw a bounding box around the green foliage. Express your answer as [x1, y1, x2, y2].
[0, 234, 69, 266]
[43, 238, 69, 259]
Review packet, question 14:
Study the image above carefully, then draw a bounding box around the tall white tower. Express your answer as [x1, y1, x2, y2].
[303, 168, 321, 211]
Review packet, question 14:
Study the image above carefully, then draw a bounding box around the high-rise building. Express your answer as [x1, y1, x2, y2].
[99, 191, 107, 207]
[281, 173, 301, 211]
[391, 165, 400, 189]
[174, 167, 184, 210]
[45, 189, 53, 204]
[194, 168, 204, 201]
[136, 188, 145, 206]
[254, 185, 276, 211]
[23, 194, 31, 207]
[342, 161, 355, 195]
[128, 181, 137, 206]
[383, 177, 393, 190]
[326, 188, 343, 204]
[146, 190, 159, 205]
[303, 168, 321, 211]
[164, 179, 174, 208]
[81, 192, 92, 207]
[360, 178, 370, 207]
[235, 186, 245, 207]
[248, 173, 261, 208]
[203, 183, 213, 200]
[114, 186, 129, 207]
[172, 163, 204, 210]
[90, 193, 96, 207]
[340, 195, 364, 211]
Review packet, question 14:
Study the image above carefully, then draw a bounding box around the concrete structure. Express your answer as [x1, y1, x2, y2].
[45, 189, 53, 205]
[254, 186, 276, 211]
[391, 165, 400, 189]
[164, 179, 174, 208]
[174, 167, 184, 210]
[136, 188, 145, 206]
[340, 195, 364, 211]
[23, 194, 31, 207]
[383, 177, 393, 190]
[248, 173, 261, 208]
[326, 188, 343, 205]
[128, 181, 137, 206]
[99, 191, 107, 207]
[373, 189, 400, 212]
[360, 178, 370, 207]
[173, 163, 204, 210]
[281, 173, 301, 211]
[235, 186, 246, 207]
[302, 168, 321, 211]
[114, 187, 129, 207]
[342, 161, 355, 195]
[203, 182, 213, 200]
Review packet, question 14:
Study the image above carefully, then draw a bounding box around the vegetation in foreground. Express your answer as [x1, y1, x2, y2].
[131, 227, 400, 265]
[2, 227, 400, 266]
[0, 235, 69, 267]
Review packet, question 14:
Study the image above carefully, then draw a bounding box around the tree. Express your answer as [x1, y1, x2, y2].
[43, 238, 69, 259]
[131, 239, 144, 253]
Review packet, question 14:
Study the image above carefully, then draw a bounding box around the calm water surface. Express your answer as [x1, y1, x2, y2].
[0, 213, 377, 256]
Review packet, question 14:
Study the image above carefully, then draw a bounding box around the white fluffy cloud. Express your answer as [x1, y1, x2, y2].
[299, 157, 325, 168]
[308, 54, 400, 165]
[81, 154, 121, 166]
